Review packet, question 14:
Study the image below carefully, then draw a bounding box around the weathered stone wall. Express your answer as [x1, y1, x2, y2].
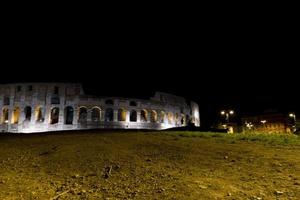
[0, 83, 200, 133]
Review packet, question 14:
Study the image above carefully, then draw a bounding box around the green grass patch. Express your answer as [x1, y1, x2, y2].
[161, 131, 300, 145]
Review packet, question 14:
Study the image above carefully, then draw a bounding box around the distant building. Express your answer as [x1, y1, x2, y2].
[241, 111, 296, 134]
[0, 83, 200, 133]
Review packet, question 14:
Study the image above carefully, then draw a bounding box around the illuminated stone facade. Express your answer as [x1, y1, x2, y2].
[0, 83, 200, 133]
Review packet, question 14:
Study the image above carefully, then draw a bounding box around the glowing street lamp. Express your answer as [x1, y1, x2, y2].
[260, 120, 267, 124]
[289, 113, 296, 119]
[288, 113, 296, 132]
[220, 110, 235, 123]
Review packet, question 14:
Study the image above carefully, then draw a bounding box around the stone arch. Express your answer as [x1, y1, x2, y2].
[118, 108, 126, 121]
[24, 106, 32, 121]
[130, 110, 137, 122]
[35, 106, 44, 122]
[11, 107, 20, 124]
[160, 111, 165, 123]
[105, 108, 114, 122]
[181, 114, 186, 125]
[91, 107, 101, 122]
[167, 112, 173, 124]
[129, 101, 137, 106]
[78, 107, 88, 123]
[105, 99, 114, 105]
[150, 110, 157, 123]
[2, 107, 9, 123]
[186, 115, 190, 125]
[141, 109, 148, 122]
[3, 96, 10, 105]
[65, 106, 74, 124]
[50, 107, 59, 124]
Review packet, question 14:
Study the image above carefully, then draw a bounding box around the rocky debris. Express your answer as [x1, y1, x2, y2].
[103, 166, 112, 179]
[252, 196, 262, 200]
[157, 188, 165, 193]
[50, 189, 70, 200]
[72, 174, 80, 179]
[275, 190, 284, 195]
[198, 185, 207, 189]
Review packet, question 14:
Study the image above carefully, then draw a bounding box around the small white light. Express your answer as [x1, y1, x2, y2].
[229, 110, 234, 115]
[221, 111, 225, 115]
[261, 120, 267, 124]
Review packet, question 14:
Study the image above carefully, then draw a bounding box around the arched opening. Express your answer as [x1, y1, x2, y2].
[4, 96, 10, 105]
[105, 108, 114, 122]
[167, 112, 173, 124]
[65, 106, 74, 124]
[24, 106, 32, 121]
[186, 115, 190, 125]
[50, 107, 59, 124]
[105, 99, 114, 105]
[130, 110, 137, 122]
[11, 107, 20, 124]
[181, 114, 185, 125]
[78, 107, 88, 123]
[118, 109, 126, 121]
[150, 110, 157, 123]
[160, 111, 165, 123]
[91, 107, 101, 122]
[35, 106, 44, 122]
[2, 108, 9, 123]
[129, 101, 137, 106]
[141, 110, 148, 122]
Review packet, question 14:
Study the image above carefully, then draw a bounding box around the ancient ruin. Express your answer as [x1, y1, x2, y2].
[0, 83, 200, 133]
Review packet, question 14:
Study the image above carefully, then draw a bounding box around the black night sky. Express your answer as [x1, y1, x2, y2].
[1, 16, 298, 128]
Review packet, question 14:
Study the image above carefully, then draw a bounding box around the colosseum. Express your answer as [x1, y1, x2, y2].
[0, 83, 200, 133]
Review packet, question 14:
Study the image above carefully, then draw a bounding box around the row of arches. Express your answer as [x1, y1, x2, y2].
[1, 106, 187, 126]
[1, 106, 44, 124]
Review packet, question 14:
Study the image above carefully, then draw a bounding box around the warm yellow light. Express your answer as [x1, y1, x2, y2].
[229, 110, 234, 115]
[221, 111, 225, 115]
[289, 113, 295, 118]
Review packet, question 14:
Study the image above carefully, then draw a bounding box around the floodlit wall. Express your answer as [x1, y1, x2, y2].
[0, 83, 200, 133]
[190, 101, 200, 127]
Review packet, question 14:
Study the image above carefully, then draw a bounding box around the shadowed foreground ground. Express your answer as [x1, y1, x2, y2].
[0, 131, 299, 199]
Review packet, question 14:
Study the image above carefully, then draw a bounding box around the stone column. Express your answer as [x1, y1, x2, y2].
[137, 111, 141, 123]
[57, 105, 64, 125]
[126, 110, 130, 122]
[100, 109, 105, 122]
[146, 111, 150, 123]
[113, 110, 118, 122]
[73, 106, 78, 125]
[87, 109, 92, 123]
[18, 106, 25, 125]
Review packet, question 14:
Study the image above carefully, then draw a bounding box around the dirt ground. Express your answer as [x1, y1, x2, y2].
[0, 131, 299, 199]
